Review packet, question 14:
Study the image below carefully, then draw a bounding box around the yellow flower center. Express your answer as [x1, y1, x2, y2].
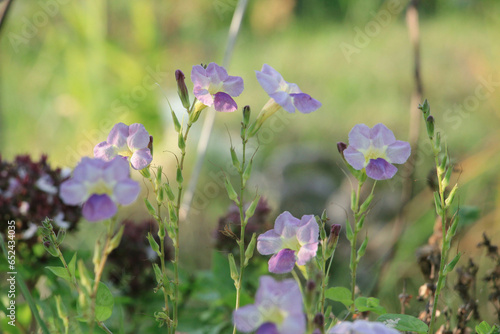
[362, 145, 387, 164]
[87, 180, 113, 196]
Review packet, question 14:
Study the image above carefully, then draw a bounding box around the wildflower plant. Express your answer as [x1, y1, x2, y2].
[338, 122, 411, 311]
[418, 100, 461, 334]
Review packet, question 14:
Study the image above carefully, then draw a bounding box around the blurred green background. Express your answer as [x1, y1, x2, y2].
[1, 0, 500, 332]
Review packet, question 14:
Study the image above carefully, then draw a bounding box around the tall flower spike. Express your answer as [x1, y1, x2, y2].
[94, 122, 153, 170]
[343, 123, 411, 180]
[191, 62, 244, 112]
[257, 211, 319, 274]
[233, 276, 306, 334]
[60, 157, 140, 222]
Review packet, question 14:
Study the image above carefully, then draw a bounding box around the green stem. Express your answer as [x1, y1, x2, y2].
[232, 136, 248, 334]
[321, 246, 336, 315]
[349, 180, 363, 312]
[170, 121, 193, 333]
[428, 140, 449, 334]
[89, 220, 115, 334]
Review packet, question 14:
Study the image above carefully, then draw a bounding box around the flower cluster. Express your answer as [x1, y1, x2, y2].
[329, 320, 401, 334]
[0, 154, 81, 241]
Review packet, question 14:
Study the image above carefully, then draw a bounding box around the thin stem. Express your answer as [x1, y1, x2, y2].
[428, 139, 449, 334]
[349, 180, 363, 311]
[89, 220, 115, 334]
[97, 321, 113, 334]
[170, 121, 193, 333]
[232, 135, 248, 334]
[157, 202, 170, 320]
[321, 247, 336, 314]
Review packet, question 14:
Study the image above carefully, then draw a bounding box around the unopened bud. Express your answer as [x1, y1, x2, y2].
[148, 135, 154, 157]
[418, 99, 431, 119]
[242, 105, 251, 128]
[224, 175, 239, 204]
[242, 159, 253, 187]
[244, 196, 260, 223]
[228, 254, 239, 283]
[140, 166, 151, 179]
[337, 142, 347, 159]
[325, 224, 341, 259]
[445, 184, 458, 207]
[175, 70, 190, 110]
[244, 233, 257, 266]
[108, 224, 125, 253]
[426, 115, 435, 139]
[230, 147, 241, 172]
[313, 313, 325, 329]
[147, 232, 161, 255]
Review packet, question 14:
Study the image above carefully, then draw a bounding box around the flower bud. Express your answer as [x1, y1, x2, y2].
[356, 235, 369, 261]
[56, 229, 66, 246]
[108, 224, 125, 253]
[176, 167, 183, 184]
[244, 233, 257, 266]
[313, 313, 325, 329]
[426, 115, 435, 139]
[144, 198, 157, 216]
[242, 105, 251, 128]
[189, 101, 207, 124]
[178, 131, 186, 151]
[244, 196, 260, 223]
[445, 183, 458, 207]
[242, 159, 253, 188]
[175, 70, 190, 110]
[171, 111, 182, 133]
[148, 135, 154, 157]
[230, 147, 241, 172]
[418, 99, 431, 119]
[325, 224, 341, 259]
[228, 253, 239, 283]
[224, 175, 239, 204]
[337, 142, 347, 159]
[139, 165, 151, 179]
[163, 183, 175, 201]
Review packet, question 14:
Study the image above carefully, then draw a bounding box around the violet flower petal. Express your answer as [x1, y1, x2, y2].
[255, 70, 280, 95]
[257, 323, 279, 334]
[348, 124, 371, 150]
[386, 140, 411, 164]
[233, 304, 262, 332]
[290, 93, 322, 114]
[296, 215, 318, 244]
[107, 122, 129, 148]
[222, 75, 244, 97]
[94, 142, 116, 162]
[130, 148, 153, 170]
[60, 180, 87, 205]
[103, 157, 130, 182]
[343, 146, 366, 170]
[296, 243, 319, 266]
[213, 92, 238, 112]
[82, 194, 117, 222]
[366, 158, 398, 180]
[127, 123, 150, 150]
[269, 91, 295, 113]
[114, 179, 140, 205]
[257, 230, 283, 255]
[274, 211, 301, 238]
[280, 315, 306, 334]
[370, 123, 396, 147]
[268, 249, 296, 274]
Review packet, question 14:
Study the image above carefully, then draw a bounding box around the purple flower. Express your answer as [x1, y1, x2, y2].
[60, 157, 140, 222]
[329, 320, 400, 334]
[191, 62, 244, 112]
[94, 123, 152, 170]
[233, 276, 305, 334]
[257, 211, 319, 274]
[256, 64, 321, 114]
[344, 124, 411, 180]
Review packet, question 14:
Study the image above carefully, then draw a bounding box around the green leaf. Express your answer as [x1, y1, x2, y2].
[445, 253, 461, 274]
[475, 321, 499, 334]
[377, 314, 428, 333]
[345, 220, 354, 242]
[325, 287, 353, 308]
[355, 297, 386, 315]
[68, 252, 77, 279]
[46, 266, 70, 282]
[95, 282, 114, 321]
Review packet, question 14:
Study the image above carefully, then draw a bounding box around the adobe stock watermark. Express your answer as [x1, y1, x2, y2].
[443, 73, 500, 130]
[7, 0, 71, 53]
[64, 65, 167, 166]
[339, 0, 404, 64]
